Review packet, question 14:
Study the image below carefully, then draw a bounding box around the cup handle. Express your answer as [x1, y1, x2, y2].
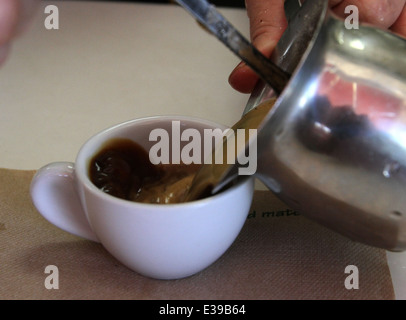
[30, 162, 99, 242]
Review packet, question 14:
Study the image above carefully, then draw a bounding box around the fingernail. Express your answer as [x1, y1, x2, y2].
[234, 60, 246, 70]
[230, 61, 248, 77]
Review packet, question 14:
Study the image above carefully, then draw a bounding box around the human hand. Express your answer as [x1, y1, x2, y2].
[0, 0, 40, 66]
[228, 0, 406, 94]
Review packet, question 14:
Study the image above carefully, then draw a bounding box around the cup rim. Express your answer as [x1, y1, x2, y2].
[75, 115, 254, 208]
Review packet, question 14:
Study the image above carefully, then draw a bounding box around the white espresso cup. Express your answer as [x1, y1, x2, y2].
[30, 116, 255, 279]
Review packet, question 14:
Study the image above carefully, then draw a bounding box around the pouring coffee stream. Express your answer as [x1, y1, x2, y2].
[185, 99, 276, 202]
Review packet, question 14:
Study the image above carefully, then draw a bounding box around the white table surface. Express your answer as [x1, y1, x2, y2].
[0, 0, 405, 299]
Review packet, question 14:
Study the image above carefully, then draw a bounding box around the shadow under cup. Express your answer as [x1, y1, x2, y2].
[43, 116, 255, 280]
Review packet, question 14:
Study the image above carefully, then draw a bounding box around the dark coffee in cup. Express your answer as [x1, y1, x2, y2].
[88, 138, 201, 204]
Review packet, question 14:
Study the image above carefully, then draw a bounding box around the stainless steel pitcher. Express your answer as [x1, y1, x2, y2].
[237, 0, 406, 251]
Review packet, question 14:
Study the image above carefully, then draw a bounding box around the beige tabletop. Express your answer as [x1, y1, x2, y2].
[0, 0, 405, 299]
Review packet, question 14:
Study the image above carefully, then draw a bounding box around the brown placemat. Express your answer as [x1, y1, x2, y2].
[0, 168, 394, 300]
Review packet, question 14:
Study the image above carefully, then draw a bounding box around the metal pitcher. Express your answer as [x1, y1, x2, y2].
[237, 0, 406, 251]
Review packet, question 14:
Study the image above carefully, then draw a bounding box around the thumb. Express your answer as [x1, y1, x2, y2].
[247, 0, 287, 55]
[229, 0, 287, 93]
